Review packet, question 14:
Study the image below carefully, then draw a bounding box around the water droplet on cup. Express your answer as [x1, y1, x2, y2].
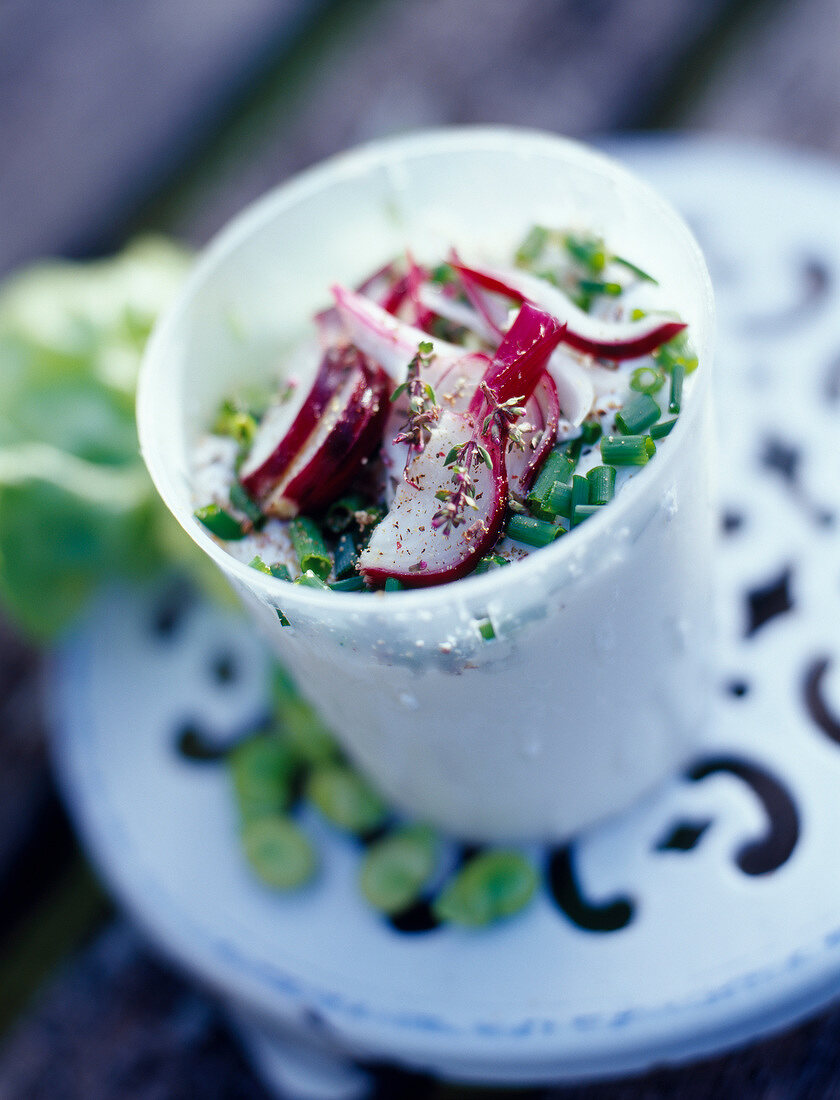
[520, 737, 542, 759]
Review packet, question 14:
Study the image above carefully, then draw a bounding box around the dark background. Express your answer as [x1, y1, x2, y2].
[2, 0, 840, 1096]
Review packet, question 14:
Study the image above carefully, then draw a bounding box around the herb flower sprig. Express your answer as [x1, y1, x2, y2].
[432, 439, 492, 535]
[391, 341, 440, 486]
[477, 381, 531, 452]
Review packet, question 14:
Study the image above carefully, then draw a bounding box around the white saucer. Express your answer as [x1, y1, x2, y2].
[49, 135, 840, 1095]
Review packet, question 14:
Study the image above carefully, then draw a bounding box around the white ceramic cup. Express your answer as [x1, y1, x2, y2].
[138, 126, 715, 841]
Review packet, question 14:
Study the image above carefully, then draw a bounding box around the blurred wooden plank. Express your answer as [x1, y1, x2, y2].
[147, 0, 736, 247]
[681, 0, 840, 155]
[0, 857, 108, 1035]
[0, 0, 321, 276]
[0, 921, 270, 1099]
[0, 621, 61, 918]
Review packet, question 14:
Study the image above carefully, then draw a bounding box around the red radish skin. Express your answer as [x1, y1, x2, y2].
[249, 350, 389, 517]
[450, 248, 508, 338]
[451, 260, 686, 360]
[471, 302, 564, 413]
[241, 346, 357, 500]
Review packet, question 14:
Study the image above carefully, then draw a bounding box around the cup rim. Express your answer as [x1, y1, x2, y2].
[138, 124, 715, 616]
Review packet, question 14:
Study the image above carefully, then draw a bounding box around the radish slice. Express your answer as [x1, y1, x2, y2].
[245, 349, 389, 518]
[415, 284, 498, 344]
[332, 285, 461, 379]
[506, 372, 560, 498]
[380, 352, 490, 503]
[314, 261, 403, 349]
[451, 260, 686, 360]
[362, 304, 564, 586]
[450, 248, 508, 338]
[547, 347, 595, 426]
[470, 303, 564, 414]
[404, 251, 435, 330]
[360, 409, 507, 588]
[241, 346, 354, 500]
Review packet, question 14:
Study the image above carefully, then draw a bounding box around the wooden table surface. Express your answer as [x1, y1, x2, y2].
[2, 1, 840, 1095]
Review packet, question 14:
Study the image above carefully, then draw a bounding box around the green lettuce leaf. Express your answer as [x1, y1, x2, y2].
[0, 237, 226, 641]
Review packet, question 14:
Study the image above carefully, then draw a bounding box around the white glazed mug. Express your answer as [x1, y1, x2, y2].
[138, 126, 715, 841]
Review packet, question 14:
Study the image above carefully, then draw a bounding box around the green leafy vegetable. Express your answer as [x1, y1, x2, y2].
[0, 237, 225, 639]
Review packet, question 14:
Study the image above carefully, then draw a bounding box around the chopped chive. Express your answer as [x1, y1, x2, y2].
[563, 436, 584, 464]
[507, 514, 562, 547]
[229, 481, 263, 526]
[324, 494, 366, 534]
[579, 420, 602, 446]
[571, 474, 589, 515]
[615, 393, 660, 435]
[384, 577, 404, 592]
[572, 503, 603, 526]
[534, 267, 560, 287]
[195, 503, 246, 540]
[527, 448, 575, 507]
[563, 233, 606, 274]
[540, 480, 573, 520]
[354, 504, 386, 543]
[473, 554, 510, 574]
[248, 555, 272, 575]
[669, 362, 685, 414]
[631, 308, 647, 321]
[476, 617, 496, 641]
[289, 517, 331, 580]
[654, 330, 698, 375]
[269, 663, 298, 708]
[430, 262, 456, 285]
[600, 435, 656, 466]
[578, 278, 622, 297]
[650, 417, 678, 440]
[229, 734, 297, 822]
[334, 531, 359, 580]
[360, 826, 438, 914]
[241, 816, 317, 890]
[276, 609, 291, 626]
[587, 465, 616, 505]
[212, 401, 258, 449]
[270, 563, 292, 581]
[630, 366, 665, 395]
[612, 255, 658, 284]
[515, 225, 549, 267]
[306, 764, 388, 834]
[279, 697, 340, 765]
[433, 850, 539, 927]
[294, 571, 328, 590]
[329, 576, 365, 592]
